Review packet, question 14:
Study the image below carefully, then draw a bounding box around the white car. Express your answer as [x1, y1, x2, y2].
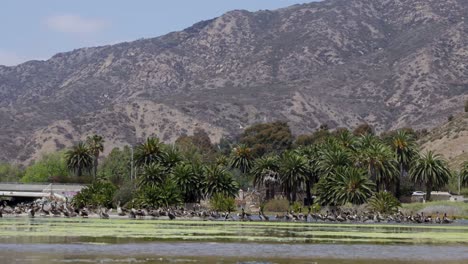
[412, 191, 425, 196]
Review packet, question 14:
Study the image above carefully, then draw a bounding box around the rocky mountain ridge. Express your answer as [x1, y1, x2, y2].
[0, 0, 467, 163]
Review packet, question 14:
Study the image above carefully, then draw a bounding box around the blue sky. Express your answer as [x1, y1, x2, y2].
[0, 0, 314, 66]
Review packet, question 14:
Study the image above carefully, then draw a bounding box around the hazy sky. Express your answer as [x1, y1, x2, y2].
[0, 0, 314, 66]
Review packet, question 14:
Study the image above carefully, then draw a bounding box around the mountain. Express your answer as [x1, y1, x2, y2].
[420, 112, 468, 170]
[1, 0, 467, 163]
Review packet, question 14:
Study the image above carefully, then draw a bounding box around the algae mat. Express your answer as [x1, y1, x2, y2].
[1, 217, 468, 244]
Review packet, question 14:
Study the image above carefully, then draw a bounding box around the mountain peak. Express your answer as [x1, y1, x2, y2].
[0, 0, 467, 163]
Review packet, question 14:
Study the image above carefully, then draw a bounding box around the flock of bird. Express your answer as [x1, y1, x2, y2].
[0, 200, 455, 224]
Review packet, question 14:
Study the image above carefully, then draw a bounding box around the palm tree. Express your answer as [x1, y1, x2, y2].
[297, 146, 321, 205]
[86, 135, 104, 180]
[65, 142, 93, 177]
[251, 155, 280, 200]
[203, 165, 239, 198]
[391, 130, 417, 197]
[138, 163, 167, 188]
[161, 145, 183, 170]
[230, 144, 253, 174]
[316, 167, 375, 205]
[409, 151, 451, 201]
[134, 137, 165, 167]
[171, 162, 202, 203]
[357, 141, 398, 192]
[279, 151, 307, 203]
[460, 162, 468, 187]
[318, 143, 352, 173]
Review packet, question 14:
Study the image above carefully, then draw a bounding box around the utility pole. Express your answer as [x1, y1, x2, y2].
[459, 170, 461, 196]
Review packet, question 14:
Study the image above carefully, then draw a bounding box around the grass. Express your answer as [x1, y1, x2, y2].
[401, 201, 468, 218]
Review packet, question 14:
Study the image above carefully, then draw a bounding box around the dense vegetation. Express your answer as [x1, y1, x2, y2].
[1, 119, 466, 211]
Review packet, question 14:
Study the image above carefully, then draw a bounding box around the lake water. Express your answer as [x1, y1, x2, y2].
[1, 217, 468, 264]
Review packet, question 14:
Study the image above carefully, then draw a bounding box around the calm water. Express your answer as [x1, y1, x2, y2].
[1, 217, 468, 264]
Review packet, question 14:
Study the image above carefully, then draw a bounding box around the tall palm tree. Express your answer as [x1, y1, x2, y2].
[203, 165, 239, 198]
[230, 144, 253, 174]
[65, 142, 93, 177]
[318, 143, 352, 173]
[171, 162, 202, 203]
[86, 135, 104, 180]
[409, 151, 451, 201]
[391, 130, 417, 197]
[134, 137, 165, 168]
[460, 161, 468, 187]
[251, 155, 280, 200]
[297, 146, 321, 205]
[279, 151, 307, 203]
[357, 141, 397, 192]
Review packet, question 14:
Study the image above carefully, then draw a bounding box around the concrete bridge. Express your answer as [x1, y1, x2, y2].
[0, 183, 86, 200]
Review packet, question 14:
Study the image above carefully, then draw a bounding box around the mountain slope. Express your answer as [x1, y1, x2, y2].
[0, 0, 467, 163]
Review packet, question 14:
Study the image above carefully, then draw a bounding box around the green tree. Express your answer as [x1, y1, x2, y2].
[460, 162, 468, 187]
[318, 142, 352, 173]
[134, 137, 165, 168]
[390, 130, 417, 197]
[0, 163, 24, 182]
[138, 163, 168, 188]
[368, 191, 401, 214]
[171, 162, 203, 203]
[65, 142, 93, 177]
[279, 151, 307, 203]
[203, 165, 239, 198]
[72, 180, 116, 208]
[86, 134, 105, 180]
[297, 145, 321, 205]
[230, 144, 254, 174]
[22, 152, 69, 183]
[316, 167, 375, 205]
[251, 155, 280, 200]
[135, 178, 182, 208]
[240, 121, 293, 156]
[356, 139, 398, 192]
[175, 128, 217, 162]
[409, 151, 451, 201]
[161, 145, 183, 169]
[99, 147, 131, 186]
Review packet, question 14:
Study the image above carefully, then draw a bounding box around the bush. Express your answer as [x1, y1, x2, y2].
[72, 181, 117, 208]
[113, 181, 136, 207]
[210, 193, 236, 212]
[291, 201, 303, 213]
[368, 191, 401, 214]
[135, 179, 182, 208]
[263, 199, 289, 212]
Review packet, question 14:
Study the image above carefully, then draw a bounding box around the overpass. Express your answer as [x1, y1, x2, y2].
[0, 183, 86, 200]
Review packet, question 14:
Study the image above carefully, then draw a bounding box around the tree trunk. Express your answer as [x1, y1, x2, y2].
[94, 155, 99, 180]
[291, 190, 297, 204]
[77, 166, 82, 177]
[265, 183, 271, 201]
[426, 182, 433, 201]
[305, 180, 312, 206]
